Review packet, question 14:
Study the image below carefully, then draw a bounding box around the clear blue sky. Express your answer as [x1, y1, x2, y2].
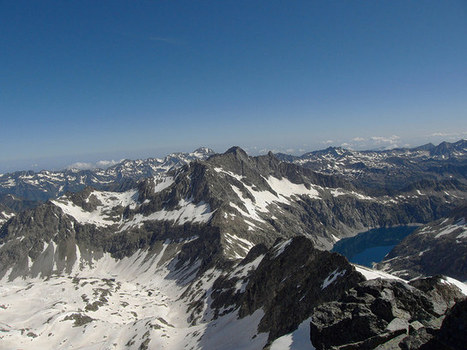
[1, 0, 467, 172]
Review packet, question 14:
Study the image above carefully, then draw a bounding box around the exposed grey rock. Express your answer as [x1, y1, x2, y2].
[207, 236, 364, 344]
[1, 143, 466, 350]
[310, 277, 465, 350]
[2, 146, 467, 283]
[420, 298, 467, 350]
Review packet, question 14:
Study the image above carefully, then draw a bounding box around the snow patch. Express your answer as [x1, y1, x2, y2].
[330, 188, 374, 201]
[120, 198, 213, 231]
[270, 317, 316, 350]
[321, 269, 346, 289]
[52, 189, 139, 227]
[266, 176, 320, 199]
[273, 239, 293, 258]
[355, 265, 405, 281]
[153, 175, 174, 193]
[442, 277, 467, 296]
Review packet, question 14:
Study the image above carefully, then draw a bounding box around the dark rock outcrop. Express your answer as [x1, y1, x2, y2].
[207, 236, 364, 344]
[310, 276, 465, 350]
[420, 298, 467, 350]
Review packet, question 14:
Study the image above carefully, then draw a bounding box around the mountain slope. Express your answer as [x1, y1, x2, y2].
[376, 205, 467, 281]
[0, 234, 361, 349]
[1, 233, 465, 350]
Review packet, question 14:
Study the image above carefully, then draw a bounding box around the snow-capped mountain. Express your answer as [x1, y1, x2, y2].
[0, 147, 215, 202]
[376, 205, 467, 281]
[1, 145, 467, 349]
[276, 139, 467, 192]
[3, 145, 465, 271]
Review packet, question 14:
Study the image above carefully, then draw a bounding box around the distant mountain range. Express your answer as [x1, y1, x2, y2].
[276, 139, 467, 192]
[0, 147, 215, 202]
[2, 140, 466, 204]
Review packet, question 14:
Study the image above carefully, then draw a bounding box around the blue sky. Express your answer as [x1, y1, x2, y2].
[1, 0, 467, 172]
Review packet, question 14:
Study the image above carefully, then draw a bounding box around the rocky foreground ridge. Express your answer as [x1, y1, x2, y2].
[310, 275, 465, 350]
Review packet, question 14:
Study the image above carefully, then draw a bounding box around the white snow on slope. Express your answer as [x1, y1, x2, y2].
[273, 239, 293, 258]
[417, 217, 467, 240]
[439, 218, 467, 239]
[443, 277, 467, 295]
[355, 265, 405, 281]
[53, 185, 213, 230]
[213, 168, 244, 181]
[229, 175, 320, 222]
[355, 266, 467, 299]
[435, 224, 466, 238]
[119, 199, 213, 231]
[330, 188, 374, 201]
[321, 269, 346, 289]
[223, 232, 255, 259]
[154, 175, 175, 193]
[52, 189, 139, 227]
[0, 211, 15, 225]
[0, 246, 187, 350]
[197, 309, 267, 350]
[0, 246, 269, 350]
[266, 176, 320, 199]
[270, 317, 316, 350]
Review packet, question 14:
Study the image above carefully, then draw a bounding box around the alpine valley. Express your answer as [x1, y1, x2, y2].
[1, 141, 467, 350]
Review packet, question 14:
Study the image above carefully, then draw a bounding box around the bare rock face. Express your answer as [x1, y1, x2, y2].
[420, 298, 467, 350]
[239, 236, 364, 342]
[204, 236, 364, 345]
[310, 276, 465, 350]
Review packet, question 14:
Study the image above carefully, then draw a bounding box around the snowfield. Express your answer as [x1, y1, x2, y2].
[0, 247, 269, 350]
[1, 249, 467, 349]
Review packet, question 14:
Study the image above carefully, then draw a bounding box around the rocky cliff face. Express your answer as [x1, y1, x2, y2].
[421, 298, 467, 350]
[376, 205, 467, 281]
[208, 236, 364, 344]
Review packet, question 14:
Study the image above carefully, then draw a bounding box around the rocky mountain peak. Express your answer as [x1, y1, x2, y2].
[224, 146, 249, 158]
[414, 142, 436, 151]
